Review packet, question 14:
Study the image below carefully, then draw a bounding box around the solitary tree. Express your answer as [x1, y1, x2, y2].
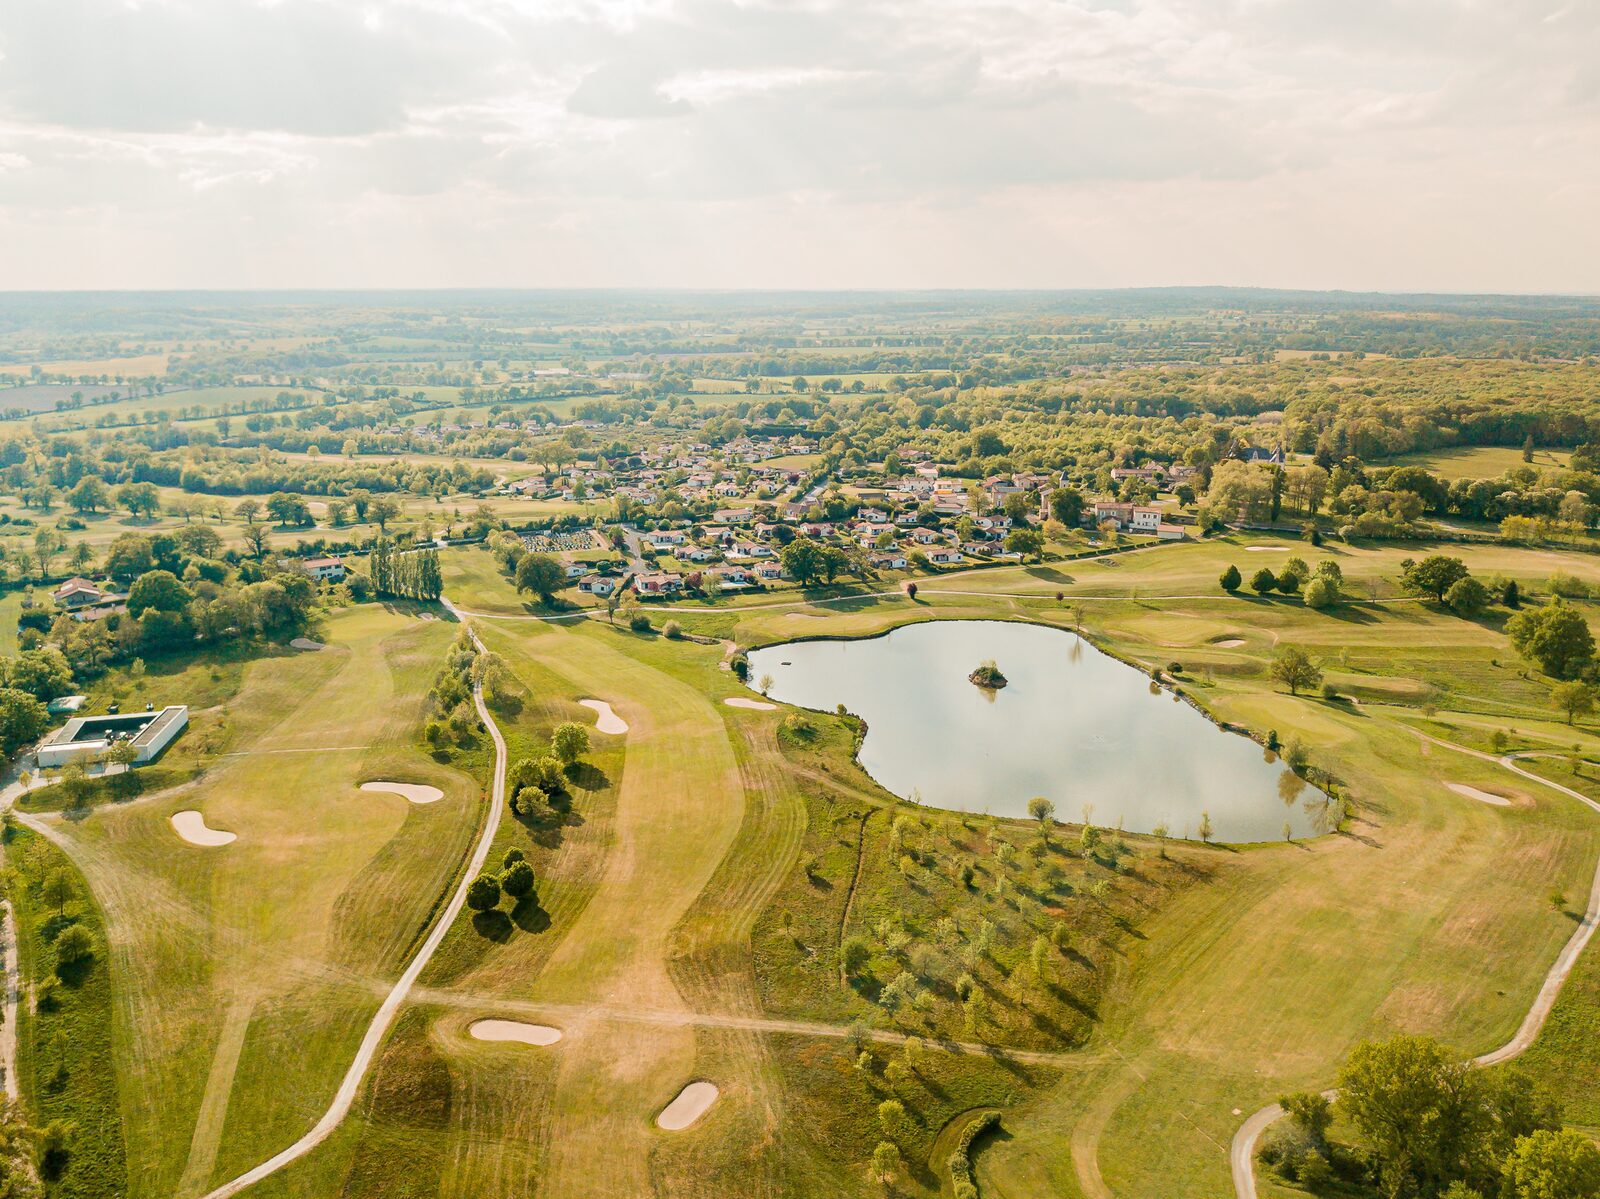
[1027, 796, 1056, 839]
[869, 1141, 903, 1188]
[1219, 564, 1242, 592]
[1507, 601, 1596, 679]
[1551, 680, 1598, 726]
[840, 935, 872, 979]
[514, 553, 564, 602]
[41, 868, 73, 917]
[1197, 811, 1214, 842]
[551, 721, 590, 766]
[1270, 646, 1323, 695]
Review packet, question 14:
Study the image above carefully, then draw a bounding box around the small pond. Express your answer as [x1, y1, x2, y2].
[746, 619, 1328, 842]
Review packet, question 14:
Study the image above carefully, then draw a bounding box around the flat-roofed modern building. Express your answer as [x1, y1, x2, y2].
[36, 705, 189, 768]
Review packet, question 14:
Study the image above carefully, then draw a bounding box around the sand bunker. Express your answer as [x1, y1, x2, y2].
[360, 781, 444, 805]
[1447, 782, 1513, 807]
[469, 1019, 562, 1046]
[290, 637, 324, 650]
[1213, 638, 1246, 648]
[1245, 546, 1288, 552]
[657, 1081, 719, 1130]
[726, 697, 777, 711]
[171, 811, 237, 847]
[579, 699, 628, 734]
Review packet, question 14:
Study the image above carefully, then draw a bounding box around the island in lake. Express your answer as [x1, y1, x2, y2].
[969, 659, 1008, 689]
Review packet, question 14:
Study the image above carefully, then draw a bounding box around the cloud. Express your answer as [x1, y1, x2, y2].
[0, 0, 1594, 289]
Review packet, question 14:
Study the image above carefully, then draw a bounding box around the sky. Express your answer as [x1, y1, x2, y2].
[0, 0, 1596, 292]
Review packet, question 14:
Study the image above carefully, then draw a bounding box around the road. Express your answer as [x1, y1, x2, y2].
[1228, 735, 1600, 1199]
[196, 601, 508, 1199]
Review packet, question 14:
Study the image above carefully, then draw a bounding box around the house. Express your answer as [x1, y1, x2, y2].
[1090, 501, 1163, 534]
[870, 551, 909, 570]
[37, 706, 189, 768]
[646, 530, 686, 549]
[1239, 446, 1285, 465]
[927, 548, 964, 565]
[756, 562, 784, 580]
[299, 556, 346, 584]
[52, 577, 117, 611]
[633, 571, 685, 595]
[578, 577, 617, 596]
[564, 563, 592, 579]
[1155, 523, 1188, 541]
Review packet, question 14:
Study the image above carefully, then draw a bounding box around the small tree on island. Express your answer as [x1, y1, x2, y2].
[1270, 647, 1323, 696]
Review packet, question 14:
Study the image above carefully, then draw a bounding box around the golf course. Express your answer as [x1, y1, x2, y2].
[11, 525, 1596, 1198]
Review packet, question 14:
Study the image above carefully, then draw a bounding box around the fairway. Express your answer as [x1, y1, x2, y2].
[17, 606, 483, 1199]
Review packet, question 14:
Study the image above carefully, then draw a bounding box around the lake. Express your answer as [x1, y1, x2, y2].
[746, 619, 1328, 842]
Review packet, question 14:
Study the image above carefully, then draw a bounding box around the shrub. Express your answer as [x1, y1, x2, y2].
[1251, 567, 1278, 594]
[628, 612, 652, 633]
[1220, 564, 1242, 592]
[1304, 577, 1338, 609]
[779, 712, 816, 742]
[1444, 575, 1489, 617]
[663, 619, 683, 639]
[948, 1111, 1001, 1199]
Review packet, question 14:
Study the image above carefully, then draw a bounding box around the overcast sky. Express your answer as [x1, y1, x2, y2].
[0, 0, 1596, 292]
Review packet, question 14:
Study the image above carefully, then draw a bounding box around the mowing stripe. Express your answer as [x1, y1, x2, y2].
[197, 601, 507, 1199]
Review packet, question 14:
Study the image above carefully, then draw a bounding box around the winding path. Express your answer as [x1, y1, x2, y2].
[196, 604, 508, 1199]
[1228, 734, 1600, 1199]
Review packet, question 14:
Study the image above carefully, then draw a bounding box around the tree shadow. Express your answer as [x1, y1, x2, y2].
[56, 954, 95, 988]
[511, 896, 550, 933]
[472, 910, 513, 942]
[566, 762, 610, 792]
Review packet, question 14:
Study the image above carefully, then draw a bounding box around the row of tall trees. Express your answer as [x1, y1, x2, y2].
[367, 540, 443, 601]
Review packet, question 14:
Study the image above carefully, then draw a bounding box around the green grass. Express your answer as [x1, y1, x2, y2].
[24, 529, 1600, 1199]
[1379, 444, 1573, 480]
[27, 604, 484, 1199]
[7, 825, 128, 1199]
